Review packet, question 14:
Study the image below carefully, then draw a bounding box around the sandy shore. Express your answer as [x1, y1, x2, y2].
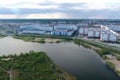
[106, 54, 120, 72]
[35, 38, 63, 43]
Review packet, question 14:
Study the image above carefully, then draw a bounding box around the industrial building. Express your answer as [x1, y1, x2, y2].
[20, 24, 53, 35]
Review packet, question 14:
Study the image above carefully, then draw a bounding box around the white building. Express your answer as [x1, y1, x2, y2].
[79, 28, 84, 34]
[79, 26, 118, 42]
[53, 24, 76, 36]
[100, 32, 117, 42]
[88, 30, 95, 37]
[108, 25, 120, 32]
[54, 30, 74, 36]
[100, 33, 109, 41]
[100, 25, 118, 42]
[109, 34, 117, 42]
[78, 23, 89, 27]
[87, 28, 101, 38]
[94, 31, 100, 38]
[22, 30, 45, 34]
[54, 24, 77, 30]
[79, 28, 88, 35]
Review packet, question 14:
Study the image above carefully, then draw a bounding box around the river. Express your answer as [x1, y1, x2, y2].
[0, 36, 120, 80]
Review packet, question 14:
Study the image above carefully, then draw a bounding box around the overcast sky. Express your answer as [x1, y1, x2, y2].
[0, 0, 120, 19]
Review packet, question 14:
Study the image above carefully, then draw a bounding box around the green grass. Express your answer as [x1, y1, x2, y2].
[116, 56, 120, 61]
[13, 35, 46, 43]
[106, 61, 115, 69]
[38, 38, 45, 43]
[13, 34, 73, 44]
[0, 34, 6, 37]
[0, 51, 75, 80]
[116, 70, 120, 76]
[14, 34, 72, 41]
[73, 39, 120, 56]
[116, 41, 120, 44]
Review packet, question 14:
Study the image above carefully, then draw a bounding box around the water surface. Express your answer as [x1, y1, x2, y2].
[0, 36, 119, 80]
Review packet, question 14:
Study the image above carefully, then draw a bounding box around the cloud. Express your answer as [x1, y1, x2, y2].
[48, 0, 120, 3]
[0, 13, 70, 19]
[0, 0, 120, 19]
[25, 13, 70, 19]
[0, 14, 18, 19]
[0, 8, 14, 14]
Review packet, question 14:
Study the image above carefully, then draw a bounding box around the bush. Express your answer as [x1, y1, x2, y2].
[106, 61, 115, 69]
[39, 38, 45, 43]
[100, 49, 111, 55]
[0, 51, 68, 80]
[116, 56, 120, 61]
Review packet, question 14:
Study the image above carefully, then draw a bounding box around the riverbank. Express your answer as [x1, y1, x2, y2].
[73, 38, 120, 77]
[14, 35, 120, 76]
[0, 36, 120, 79]
[105, 54, 120, 76]
[8, 35, 120, 78]
[13, 35, 72, 43]
[0, 51, 76, 80]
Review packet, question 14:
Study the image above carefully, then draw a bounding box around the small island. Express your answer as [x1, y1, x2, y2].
[0, 51, 76, 80]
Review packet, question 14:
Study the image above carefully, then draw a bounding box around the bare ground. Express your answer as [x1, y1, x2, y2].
[106, 54, 120, 71]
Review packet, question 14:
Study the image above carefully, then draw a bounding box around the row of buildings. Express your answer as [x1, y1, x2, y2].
[104, 25, 120, 32]
[19, 24, 77, 36]
[0, 22, 120, 42]
[79, 25, 119, 42]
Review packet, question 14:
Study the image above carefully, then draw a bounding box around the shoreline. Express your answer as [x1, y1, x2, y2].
[1, 35, 120, 79]
[13, 35, 72, 43]
[73, 38, 120, 77]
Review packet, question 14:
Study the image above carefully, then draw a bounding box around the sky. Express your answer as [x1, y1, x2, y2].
[0, 0, 120, 19]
